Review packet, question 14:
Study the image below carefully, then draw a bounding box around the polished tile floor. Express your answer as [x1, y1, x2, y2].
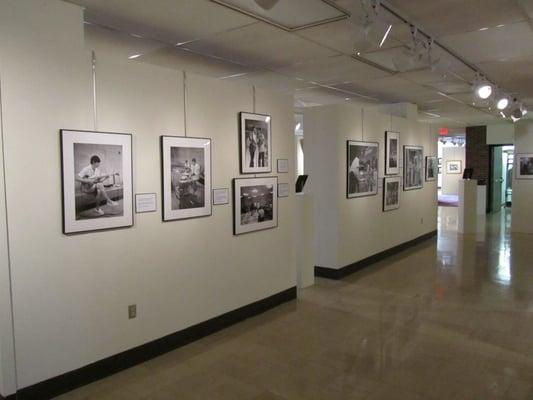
[56, 207, 533, 399]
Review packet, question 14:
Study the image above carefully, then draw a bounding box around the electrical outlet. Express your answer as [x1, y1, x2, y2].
[128, 304, 137, 319]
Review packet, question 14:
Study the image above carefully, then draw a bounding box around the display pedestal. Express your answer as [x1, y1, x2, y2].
[295, 193, 315, 288]
[477, 185, 487, 215]
[458, 179, 478, 234]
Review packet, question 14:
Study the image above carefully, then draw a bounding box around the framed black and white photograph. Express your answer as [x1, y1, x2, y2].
[425, 156, 438, 181]
[385, 131, 400, 175]
[240, 112, 272, 174]
[404, 145, 424, 191]
[161, 136, 212, 221]
[446, 160, 462, 174]
[383, 177, 400, 211]
[233, 177, 278, 235]
[347, 140, 379, 198]
[60, 129, 133, 234]
[516, 154, 533, 179]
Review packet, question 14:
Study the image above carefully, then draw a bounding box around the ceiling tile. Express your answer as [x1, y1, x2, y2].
[183, 22, 339, 69]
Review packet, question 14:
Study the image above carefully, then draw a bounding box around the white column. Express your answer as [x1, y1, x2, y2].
[295, 193, 315, 288]
[458, 179, 478, 234]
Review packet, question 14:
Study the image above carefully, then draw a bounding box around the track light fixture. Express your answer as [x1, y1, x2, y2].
[254, 0, 279, 10]
[352, 0, 392, 53]
[496, 93, 510, 111]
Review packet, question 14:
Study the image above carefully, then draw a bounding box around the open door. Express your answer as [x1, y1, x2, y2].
[490, 146, 504, 213]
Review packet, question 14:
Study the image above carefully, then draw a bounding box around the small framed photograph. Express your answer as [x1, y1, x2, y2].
[161, 136, 212, 221]
[278, 183, 289, 197]
[60, 129, 133, 234]
[212, 188, 229, 205]
[383, 176, 400, 212]
[446, 160, 462, 174]
[135, 193, 157, 213]
[239, 112, 272, 174]
[233, 177, 278, 235]
[425, 156, 438, 181]
[516, 154, 533, 179]
[277, 159, 289, 173]
[385, 131, 400, 175]
[347, 140, 379, 198]
[404, 145, 424, 191]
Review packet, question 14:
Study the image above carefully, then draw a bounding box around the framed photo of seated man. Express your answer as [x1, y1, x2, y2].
[161, 136, 212, 221]
[60, 129, 133, 234]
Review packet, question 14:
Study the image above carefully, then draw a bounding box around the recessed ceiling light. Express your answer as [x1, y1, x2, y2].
[496, 24, 505, 28]
[479, 27, 489, 31]
[128, 54, 142, 60]
[345, 98, 350, 101]
[379, 24, 393, 48]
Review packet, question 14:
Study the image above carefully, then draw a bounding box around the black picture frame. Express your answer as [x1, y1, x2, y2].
[385, 131, 400, 175]
[160, 135, 212, 222]
[239, 112, 272, 174]
[425, 156, 438, 182]
[403, 145, 424, 191]
[383, 176, 401, 212]
[346, 140, 379, 199]
[233, 176, 278, 235]
[60, 129, 134, 235]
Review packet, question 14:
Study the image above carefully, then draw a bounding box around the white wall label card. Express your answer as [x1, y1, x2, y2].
[278, 183, 289, 198]
[277, 159, 289, 173]
[135, 193, 157, 213]
[213, 188, 229, 205]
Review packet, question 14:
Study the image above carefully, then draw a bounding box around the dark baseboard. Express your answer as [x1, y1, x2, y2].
[15, 286, 297, 400]
[315, 230, 438, 280]
[0, 394, 16, 400]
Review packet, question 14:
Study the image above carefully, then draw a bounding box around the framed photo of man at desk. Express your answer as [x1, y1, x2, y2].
[161, 136, 212, 221]
[239, 112, 272, 174]
[60, 129, 133, 234]
[347, 140, 379, 198]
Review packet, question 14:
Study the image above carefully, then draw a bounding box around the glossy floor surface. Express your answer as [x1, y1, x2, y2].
[56, 207, 533, 399]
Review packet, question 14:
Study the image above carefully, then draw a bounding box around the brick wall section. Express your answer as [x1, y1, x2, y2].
[465, 125, 489, 185]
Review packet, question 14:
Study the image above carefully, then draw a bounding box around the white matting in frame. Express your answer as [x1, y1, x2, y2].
[61, 129, 133, 235]
[240, 112, 272, 174]
[161, 136, 212, 221]
[233, 176, 278, 235]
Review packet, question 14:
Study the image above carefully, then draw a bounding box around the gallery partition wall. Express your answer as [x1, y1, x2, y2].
[305, 104, 438, 279]
[0, 1, 297, 398]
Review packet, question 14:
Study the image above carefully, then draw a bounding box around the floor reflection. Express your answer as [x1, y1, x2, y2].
[56, 206, 533, 400]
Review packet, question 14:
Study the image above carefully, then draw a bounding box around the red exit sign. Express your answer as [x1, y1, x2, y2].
[439, 128, 449, 136]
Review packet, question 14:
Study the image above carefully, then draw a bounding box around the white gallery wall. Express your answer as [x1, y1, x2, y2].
[512, 120, 533, 234]
[0, 0, 296, 393]
[305, 104, 438, 270]
[487, 123, 515, 145]
[441, 146, 466, 196]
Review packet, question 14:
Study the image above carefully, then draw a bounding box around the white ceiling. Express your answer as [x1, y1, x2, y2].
[66, 0, 533, 127]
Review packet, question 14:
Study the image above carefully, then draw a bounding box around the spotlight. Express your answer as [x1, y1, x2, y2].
[509, 99, 524, 122]
[496, 95, 510, 110]
[475, 83, 493, 99]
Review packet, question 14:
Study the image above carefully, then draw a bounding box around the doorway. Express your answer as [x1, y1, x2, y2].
[489, 145, 514, 213]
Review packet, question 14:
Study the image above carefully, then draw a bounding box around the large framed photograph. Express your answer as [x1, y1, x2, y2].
[161, 136, 212, 221]
[240, 112, 272, 174]
[383, 176, 400, 212]
[425, 156, 438, 181]
[347, 140, 379, 198]
[233, 177, 278, 235]
[385, 131, 400, 175]
[446, 160, 462, 174]
[60, 129, 133, 234]
[516, 154, 533, 179]
[404, 145, 424, 191]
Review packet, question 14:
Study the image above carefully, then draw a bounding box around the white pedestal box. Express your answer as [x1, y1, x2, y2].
[458, 180, 478, 234]
[477, 185, 487, 216]
[295, 193, 315, 288]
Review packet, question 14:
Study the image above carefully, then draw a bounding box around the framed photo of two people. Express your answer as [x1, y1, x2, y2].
[239, 112, 272, 174]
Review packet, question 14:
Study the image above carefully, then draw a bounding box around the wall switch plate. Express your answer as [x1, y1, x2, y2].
[128, 304, 137, 319]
